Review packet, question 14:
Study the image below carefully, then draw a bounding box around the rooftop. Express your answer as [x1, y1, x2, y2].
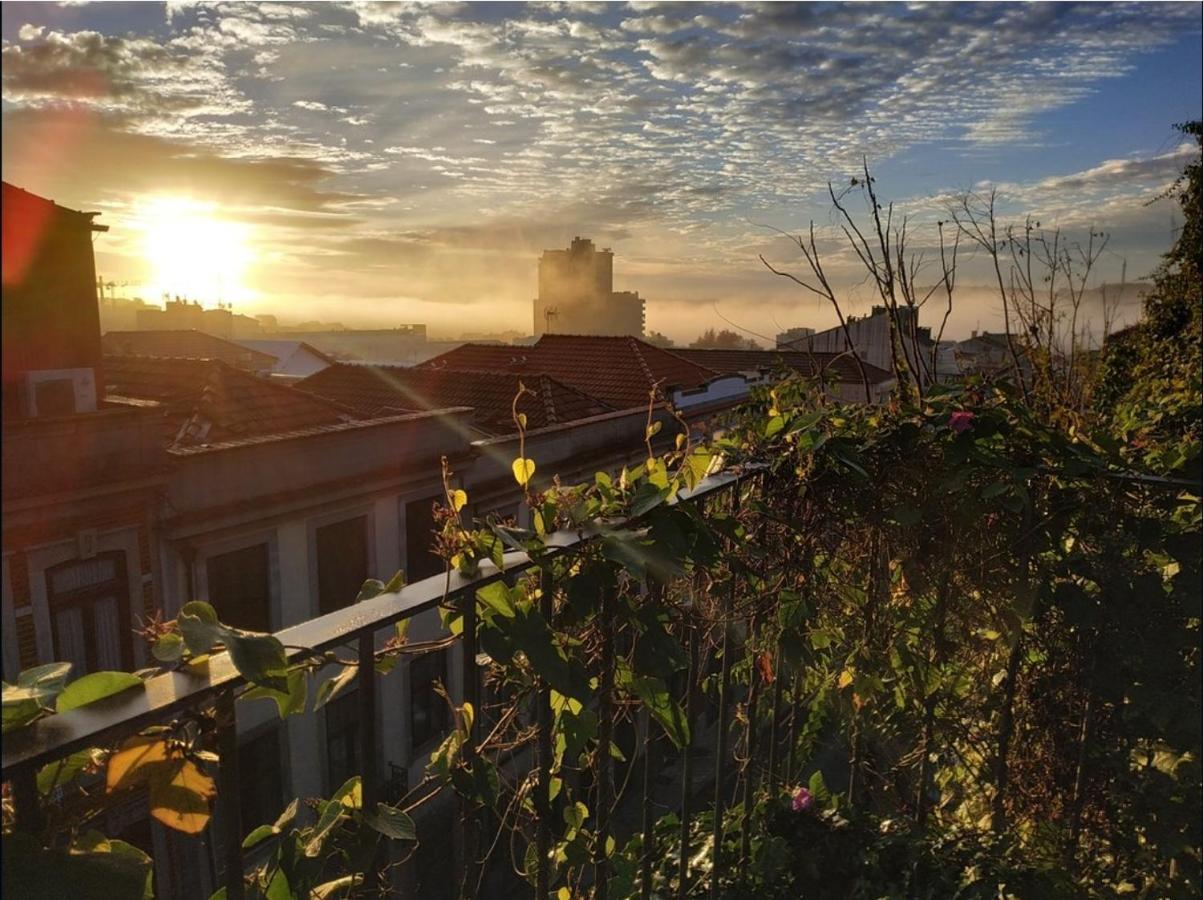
[102, 330, 278, 371]
[297, 363, 612, 436]
[103, 355, 353, 448]
[420, 333, 720, 409]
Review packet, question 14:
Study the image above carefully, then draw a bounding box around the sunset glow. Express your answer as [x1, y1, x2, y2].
[138, 196, 255, 305]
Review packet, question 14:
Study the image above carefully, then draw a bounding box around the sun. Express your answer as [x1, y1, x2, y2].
[137, 196, 255, 305]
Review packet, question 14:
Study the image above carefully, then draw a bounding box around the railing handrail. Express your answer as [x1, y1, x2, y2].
[1, 464, 758, 777]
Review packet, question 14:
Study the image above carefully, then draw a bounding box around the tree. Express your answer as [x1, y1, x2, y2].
[1096, 120, 1201, 477]
[644, 330, 674, 348]
[690, 328, 758, 349]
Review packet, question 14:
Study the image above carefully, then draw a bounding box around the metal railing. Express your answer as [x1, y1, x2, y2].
[4, 464, 782, 899]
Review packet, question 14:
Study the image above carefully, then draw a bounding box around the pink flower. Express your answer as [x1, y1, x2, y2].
[791, 787, 813, 812]
[949, 411, 975, 434]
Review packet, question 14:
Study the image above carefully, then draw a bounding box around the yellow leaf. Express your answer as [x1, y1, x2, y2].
[517, 412, 527, 430]
[107, 736, 169, 793]
[837, 669, 854, 690]
[149, 758, 215, 834]
[557, 888, 572, 900]
[512, 457, 536, 487]
[450, 489, 468, 512]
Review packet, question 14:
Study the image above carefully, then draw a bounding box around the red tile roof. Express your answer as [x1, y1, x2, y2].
[102, 330, 278, 371]
[419, 334, 720, 409]
[670, 348, 894, 384]
[297, 363, 612, 435]
[104, 355, 352, 448]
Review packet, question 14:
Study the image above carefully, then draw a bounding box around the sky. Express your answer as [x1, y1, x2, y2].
[2, 1, 1201, 343]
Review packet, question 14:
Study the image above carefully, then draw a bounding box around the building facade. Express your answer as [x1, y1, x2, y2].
[533, 237, 645, 337]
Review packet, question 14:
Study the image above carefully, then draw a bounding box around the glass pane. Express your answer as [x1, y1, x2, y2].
[49, 557, 118, 594]
[205, 544, 271, 632]
[316, 517, 368, 615]
[93, 595, 123, 671]
[405, 496, 443, 581]
[52, 606, 88, 676]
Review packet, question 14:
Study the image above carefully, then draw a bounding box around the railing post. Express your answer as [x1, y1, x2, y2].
[676, 616, 698, 900]
[766, 643, 783, 793]
[710, 484, 740, 900]
[358, 633, 379, 810]
[216, 689, 245, 900]
[639, 711, 658, 900]
[536, 566, 555, 899]
[11, 765, 42, 836]
[594, 581, 616, 900]
[357, 632, 382, 891]
[739, 615, 760, 884]
[458, 584, 480, 899]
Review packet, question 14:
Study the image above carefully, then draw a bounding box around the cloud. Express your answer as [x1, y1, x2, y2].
[1, 26, 247, 118]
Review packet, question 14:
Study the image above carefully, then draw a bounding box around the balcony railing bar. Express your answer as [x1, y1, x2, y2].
[2, 466, 756, 780]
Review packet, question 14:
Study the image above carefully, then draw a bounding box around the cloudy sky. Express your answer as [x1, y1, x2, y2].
[2, 2, 1200, 342]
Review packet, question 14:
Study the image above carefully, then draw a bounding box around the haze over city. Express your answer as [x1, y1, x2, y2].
[2, 1, 1200, 342]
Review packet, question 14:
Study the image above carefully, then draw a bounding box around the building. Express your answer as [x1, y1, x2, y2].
[2, 183, 168, 685]
[782, 305, 936, 385]
[420, 333, 746, 415]
[297, 364, 612, 436]
[671, 347, 895, 404]
[102, 329, 278, 373]
[533, 237, 645, 337]
[234, 340, 335, 380]
[775, 326, 815, 347]
[953, 331, 1034, 381]
[267, 326, 454, 366]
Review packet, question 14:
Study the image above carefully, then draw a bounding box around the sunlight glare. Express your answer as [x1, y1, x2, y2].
[138, 196, 255, 304]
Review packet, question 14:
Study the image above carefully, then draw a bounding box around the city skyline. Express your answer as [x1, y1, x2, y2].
[2, 1, 1201, 343]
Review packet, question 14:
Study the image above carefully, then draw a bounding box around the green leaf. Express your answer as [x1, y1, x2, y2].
[243, 669, 307, 718]
[3, 687, 45, 733]
[37, 748, 104, 795]
[264, 868, 292, 900]
[363, 803, 416, 841]
[630, 482, 669, 517]
[56, 671, 143, 713]
[356, 579, 386, 602]
[178, 601, 222, 655]
[221, 630, 289, 693]
[151, 632, 184, 663]
[314, 664, 358, 710]
[17, 662, 73, 690]
[627, 673, 690, 749]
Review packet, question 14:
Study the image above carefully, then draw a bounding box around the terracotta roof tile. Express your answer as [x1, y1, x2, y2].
[419, 334, 720, 409]
[102, 330, 278, 371]
[103, 355, 352, 448]
[297, 364, 612, 435]
[670, 347, 894, 384]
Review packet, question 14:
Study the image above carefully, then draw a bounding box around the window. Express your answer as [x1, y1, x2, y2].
[205, 543, 271, 633]
[238, 728, 284, 831]
[409, 650, 447, 751]
[325, 689, 360, 792]
[405, 496, 443, 582]
[45, 552, 131, 677]
[316, 516, 369, 615]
